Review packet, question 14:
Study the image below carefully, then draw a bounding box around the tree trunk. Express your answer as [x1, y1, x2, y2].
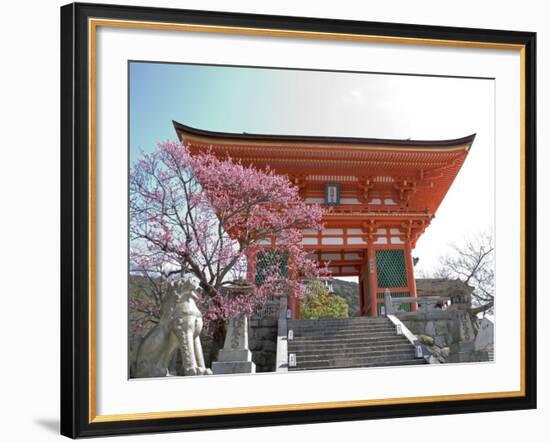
[205, 319, 226, 368]
[470, 301, 494, 317]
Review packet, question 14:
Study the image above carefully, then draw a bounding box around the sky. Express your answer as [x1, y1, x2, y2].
[129, 61, 494, 275]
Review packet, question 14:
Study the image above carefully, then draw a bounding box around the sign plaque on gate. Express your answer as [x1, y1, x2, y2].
[324, 183, 340, 205]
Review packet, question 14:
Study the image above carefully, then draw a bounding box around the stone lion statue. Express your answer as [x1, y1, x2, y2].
[134, 276, 212, 377]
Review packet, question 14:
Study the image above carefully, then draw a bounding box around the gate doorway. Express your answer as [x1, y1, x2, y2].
[329, 276, 360, 317]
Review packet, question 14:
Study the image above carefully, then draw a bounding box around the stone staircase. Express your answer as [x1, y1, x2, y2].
[287, 317, 426, 371]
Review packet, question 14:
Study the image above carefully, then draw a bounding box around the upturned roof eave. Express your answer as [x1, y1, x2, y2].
[173, 120, 476, 150]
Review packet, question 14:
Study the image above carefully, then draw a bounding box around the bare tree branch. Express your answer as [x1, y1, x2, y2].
[429, 230, 494, 314]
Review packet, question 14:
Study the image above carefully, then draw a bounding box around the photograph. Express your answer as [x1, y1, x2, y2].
[128, 61, 496, 378]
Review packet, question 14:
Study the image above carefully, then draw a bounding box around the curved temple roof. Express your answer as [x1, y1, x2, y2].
[173, 121, 475, 245]
[173, 121, 476, 149]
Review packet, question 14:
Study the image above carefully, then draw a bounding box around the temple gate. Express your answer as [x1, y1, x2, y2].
[174, 121, 474, 319]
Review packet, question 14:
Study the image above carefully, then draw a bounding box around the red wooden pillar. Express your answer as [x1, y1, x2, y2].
[404, 241, 418, 312]
[367, 246, 378, 317]
[288, 254, 299, 319]
[358, 272, 365, 316]
[359, 266, 367, 316]
[287, 287, 302, 319]
[246, 247, 258, 282]
[293, 290, 301, 319]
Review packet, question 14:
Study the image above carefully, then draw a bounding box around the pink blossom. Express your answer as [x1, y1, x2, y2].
[130, 140, 327, 330]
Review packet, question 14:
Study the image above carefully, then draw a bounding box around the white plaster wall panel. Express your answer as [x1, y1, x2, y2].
[302, 238, 318, 245]
[323, 228, 344, 234]
[322, 237, 344, 245]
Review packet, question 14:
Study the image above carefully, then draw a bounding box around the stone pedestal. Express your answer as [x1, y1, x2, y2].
[212, 316, 256, 375]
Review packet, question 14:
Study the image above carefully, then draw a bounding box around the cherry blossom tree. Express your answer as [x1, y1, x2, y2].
[129, 140, 326, 336]
[128, 258, 167, 335]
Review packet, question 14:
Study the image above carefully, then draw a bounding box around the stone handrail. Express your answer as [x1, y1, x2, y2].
[386, 315, 417, 345]
[387, 315, 425, 359]
[383, 289, 453, 316]
[275, 296, 289, 372]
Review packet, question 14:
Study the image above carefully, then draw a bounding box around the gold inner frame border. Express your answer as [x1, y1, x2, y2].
[87, 17, 527, 423]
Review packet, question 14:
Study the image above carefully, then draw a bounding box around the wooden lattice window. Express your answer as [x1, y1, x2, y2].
[255, 250, 288, 285]
[375, 249, 407, 288]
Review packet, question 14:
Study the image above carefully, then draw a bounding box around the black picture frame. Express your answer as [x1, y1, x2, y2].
[60, 2, 537, 438]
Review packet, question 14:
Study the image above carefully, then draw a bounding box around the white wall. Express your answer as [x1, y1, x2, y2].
[0, 0, 546, 440]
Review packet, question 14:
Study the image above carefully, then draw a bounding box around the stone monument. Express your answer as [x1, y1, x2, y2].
[212, 281, 256, 374]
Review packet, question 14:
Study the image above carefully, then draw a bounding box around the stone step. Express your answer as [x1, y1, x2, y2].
[291, 327, 397, 334]
[288, 317, 390, 327]
[290, 320, 394, 327]
[290, 354, 425, 370]
[290, 331, 401, 341]
[290, 324, 396, 333]
[288, 342, 411, 353]
[292, 334, 397, 342]
[289, 336, 409, 349]
[292, 327, 396, 337]
[289, 318, 391, 325]
[290, 343, 414, 357]
[295, 349, 416, 363]
[284, 317, 423, 372]
[289, 359, 425, 371]
[288, 343, 412, 354]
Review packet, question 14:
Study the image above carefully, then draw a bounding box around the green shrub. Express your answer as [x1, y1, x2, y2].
[301, 280, 349, 319]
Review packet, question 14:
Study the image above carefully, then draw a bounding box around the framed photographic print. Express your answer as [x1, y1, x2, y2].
[60, 2, 537, 438]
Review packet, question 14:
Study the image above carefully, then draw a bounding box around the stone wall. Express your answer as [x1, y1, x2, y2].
[402, 316, 455, 348]
[164, 317, 279, 374]
[197, 317, 279, 373]
[249, 318, 278, 372]
[400, 309, 492, 363]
